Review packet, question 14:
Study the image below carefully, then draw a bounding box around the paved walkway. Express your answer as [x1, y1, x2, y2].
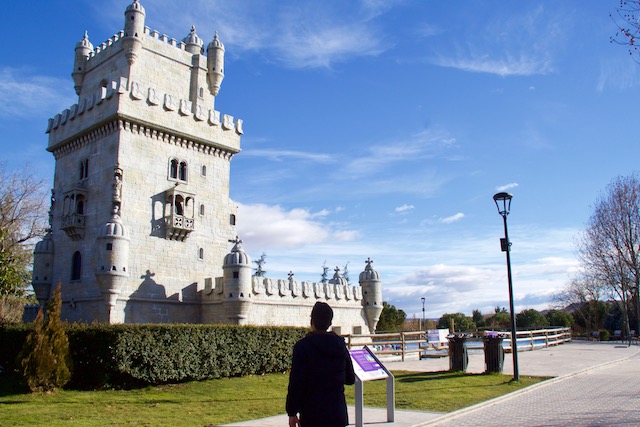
[221, 341, 640, 427]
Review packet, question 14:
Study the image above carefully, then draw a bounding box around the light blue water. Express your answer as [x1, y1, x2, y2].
[399, 337, 558, 354]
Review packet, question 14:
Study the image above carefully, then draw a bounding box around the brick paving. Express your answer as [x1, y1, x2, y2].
[223, 342, 640, 427]
[423, 347, 640, 426]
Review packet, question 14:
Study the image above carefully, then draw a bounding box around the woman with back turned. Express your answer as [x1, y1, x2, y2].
[286, 302, 356, 427]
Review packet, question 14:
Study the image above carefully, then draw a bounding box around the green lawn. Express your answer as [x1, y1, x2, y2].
[0, 371, 546, 426]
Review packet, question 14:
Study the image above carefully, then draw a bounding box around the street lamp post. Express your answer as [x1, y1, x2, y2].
[493, 192, 519, 381]
[421, 297, 426, 332]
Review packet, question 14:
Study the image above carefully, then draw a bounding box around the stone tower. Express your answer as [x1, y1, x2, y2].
[32, 0, 383, 333]
[34, 0, 243, 323]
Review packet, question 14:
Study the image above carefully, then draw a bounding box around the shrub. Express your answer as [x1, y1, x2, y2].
[111, 324, 306, 384]
[599, 329, 610, 341]
[3, 322, 307, 389]
[18, 284, 71, 392]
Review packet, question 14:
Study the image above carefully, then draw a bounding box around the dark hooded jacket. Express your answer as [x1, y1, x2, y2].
[286, 331, 356, 427]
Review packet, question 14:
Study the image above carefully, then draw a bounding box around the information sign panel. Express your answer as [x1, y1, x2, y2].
[349, 347, 389, 381]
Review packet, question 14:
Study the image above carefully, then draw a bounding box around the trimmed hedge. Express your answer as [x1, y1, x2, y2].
[0, 323, 307, 389]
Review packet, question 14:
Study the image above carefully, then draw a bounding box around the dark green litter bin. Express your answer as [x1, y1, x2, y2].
[447, 335, 468, 372]
[483, 336, 504, 373]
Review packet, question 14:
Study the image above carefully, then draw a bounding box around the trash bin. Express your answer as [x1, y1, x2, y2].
[483, 336, 504, 373]
[447, 335, 468, 372]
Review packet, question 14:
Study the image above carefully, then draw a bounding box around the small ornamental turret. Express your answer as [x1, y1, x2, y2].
[183, 26, 204, 54]
[359, 258, 383, 333]
[329, 266, 347, 300]
[32, 232, 55, 307]
[95, 206, 130, 323]
[123, 0, 146, 65]
[72, 31, 93, 96]
[206, 33, 225, 96]
[222, 236, 252, 324]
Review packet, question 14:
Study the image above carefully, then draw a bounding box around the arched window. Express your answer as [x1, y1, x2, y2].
[169, 159, 179, 179]
[80, 159, 89, 180]
[230, 214, 236, 225]
[175, 195, 184, 215]
[199, 248, 204, 260]
[199, 204, 205, 216]
[168, 158, 188, 182]
[179, 161, 187, 181]
[201, 165, 207, 176]
[76, 195, 85, 215]
[71, 251, 82, 281]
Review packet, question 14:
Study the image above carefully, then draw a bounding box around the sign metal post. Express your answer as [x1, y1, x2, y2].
[349, 346, 395, 427]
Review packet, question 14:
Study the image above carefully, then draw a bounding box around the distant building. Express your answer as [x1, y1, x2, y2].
[31, 0, 383, 334]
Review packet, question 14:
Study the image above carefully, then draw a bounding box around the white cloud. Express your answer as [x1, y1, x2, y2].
[395, 204, 415, 214]
[241, 149, 334, 163]
[597, 57, 640, 92]
[440, 213, 464, 224]
[332, 230, 361, 241]
[142, 0, 390, 69]
[237, 202, 359, 251]
[430, 5, 563, 77]
[0, 68, 75, 118]
[346, 128, 458, 178]
[432, 54, 552, 77]
[311, 209, 331, 218]
[275, 21, 386, 69]
[496, 183, 519, 192]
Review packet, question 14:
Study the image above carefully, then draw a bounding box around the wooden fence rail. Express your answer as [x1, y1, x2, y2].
[342, 327, 571, 362]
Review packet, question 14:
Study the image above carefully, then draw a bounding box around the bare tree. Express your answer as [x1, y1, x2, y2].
[553, 273, 607, 334]
[578, 174, 640, 344]
[0, 163, 48, 321]
[611, 0, 640, 63]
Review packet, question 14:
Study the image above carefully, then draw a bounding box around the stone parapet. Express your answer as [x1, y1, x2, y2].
[46, 77, 243, 156]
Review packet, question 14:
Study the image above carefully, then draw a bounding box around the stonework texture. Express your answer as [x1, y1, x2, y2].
[31, 0, 383, 335]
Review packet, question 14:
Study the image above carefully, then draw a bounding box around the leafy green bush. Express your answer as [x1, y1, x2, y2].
[599, 329, 610, 341]
[0, 322, 30, 373]
[112, 325, 306, 384]
[2, 323, 307, 389]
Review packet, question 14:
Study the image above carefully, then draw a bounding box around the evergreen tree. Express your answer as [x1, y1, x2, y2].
[376, 302, 406, 332]
[472, 309, 485, 327]
[546, 310, 574, 328]
[516, 308, 549, 329]
[19, 284, 71, 392]
[437, 312, 475, 331]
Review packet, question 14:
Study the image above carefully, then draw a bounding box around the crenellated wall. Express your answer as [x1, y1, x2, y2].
[46, 77, 243, 155]
[202, 275, 371, 334]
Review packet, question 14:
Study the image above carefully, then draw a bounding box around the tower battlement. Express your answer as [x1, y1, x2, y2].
[205, 276, 364, 303]
[82, 26, 203, 69]
[84, 26, 196, 62]
[46, 77, 243, 155]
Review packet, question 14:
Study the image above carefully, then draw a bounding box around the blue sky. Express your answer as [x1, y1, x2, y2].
[2, 1, 639, 321]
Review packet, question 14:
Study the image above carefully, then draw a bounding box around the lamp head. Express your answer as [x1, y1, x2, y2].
[493, 192, 513, 216]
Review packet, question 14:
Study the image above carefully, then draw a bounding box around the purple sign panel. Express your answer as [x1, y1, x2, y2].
[349, 348, 389, 381]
